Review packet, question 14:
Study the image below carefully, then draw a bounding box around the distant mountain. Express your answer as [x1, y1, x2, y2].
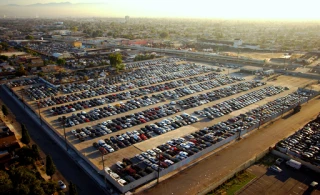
[27, 2, 72, 7]
[6, 4, 20, 7]
[5, 2, 72, 7]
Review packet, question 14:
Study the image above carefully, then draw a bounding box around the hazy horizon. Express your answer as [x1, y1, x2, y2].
[0, 0, 320, 20]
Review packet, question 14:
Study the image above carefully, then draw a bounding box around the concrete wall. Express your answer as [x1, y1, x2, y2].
[271, 150, 320, 173]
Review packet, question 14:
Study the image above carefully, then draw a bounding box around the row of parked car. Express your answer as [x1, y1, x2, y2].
[62, 80, 264, 128]
[48, 73, 237, 114]
[37, 64, 215, 108]
[26, 85, 59, 101]
[60, 60, 191, 94]
[195, 85, 285, 119]
[125, 58, 183, 69]
[276, 112, 320, 166]
[7, 78, 40, 88]
[176, 81, 265, 109]
[107, 90, 307, 186]
[85, 85, 286, 150]
[46, 72, 222, 109]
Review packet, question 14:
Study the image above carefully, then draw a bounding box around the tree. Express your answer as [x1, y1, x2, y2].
[160, 32, 169, 39]
[108, 53, 122, 68]
[15, 64, 26, 76]
[37, 72, 44, 77]
[115, 63, 125, 73]
[31, 144, 40, 160]
[1, 105, 9, 116]
[14, 184, 30, 195]
[57, 58, 66, 66]
[25, 35, 34, 40]
[0, 170, 13, 195]
[46, 155, 56, 179]
[21, 126, 31, 145]
[83, 75, 89, 82]
[71, 26, 78, 32]
[69, 181, 78, 195]
[0, 55, 8, 61]
[41, 180, 58, 195]
[16, 147, 35, 164]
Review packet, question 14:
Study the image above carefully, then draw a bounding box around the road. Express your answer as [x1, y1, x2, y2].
[137, 96, 320, 195]
[0, 86, 108, 195]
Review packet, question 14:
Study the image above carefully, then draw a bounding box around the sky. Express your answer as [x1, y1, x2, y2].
[0, 0, 320, 19]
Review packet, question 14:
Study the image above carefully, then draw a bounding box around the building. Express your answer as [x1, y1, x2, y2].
[72, 41, 82, 48]
[233, 39, 243, 48]
[41, 65, 59, 73]
[125, 16, 130, 23]
[0, 120, 20, 164]
[240, 66, 263, 74]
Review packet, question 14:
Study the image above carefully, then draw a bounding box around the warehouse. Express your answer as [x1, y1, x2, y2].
[240, 66, 263, 74]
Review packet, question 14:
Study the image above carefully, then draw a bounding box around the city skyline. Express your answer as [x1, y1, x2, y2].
[0, 0, 319, 19]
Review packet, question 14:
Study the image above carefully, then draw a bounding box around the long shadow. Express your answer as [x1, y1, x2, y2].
[282, 111, 295, 120]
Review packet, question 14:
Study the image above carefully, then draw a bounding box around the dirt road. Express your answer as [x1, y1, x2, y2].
[137, 97, 320, 195]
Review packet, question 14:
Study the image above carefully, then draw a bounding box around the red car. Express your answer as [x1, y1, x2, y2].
[139, 134, 148, 140]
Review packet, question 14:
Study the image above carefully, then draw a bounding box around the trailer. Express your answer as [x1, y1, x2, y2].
[286, 159, 302, 169]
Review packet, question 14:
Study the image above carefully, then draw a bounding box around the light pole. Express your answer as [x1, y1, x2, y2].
[101, 151, 107, 188]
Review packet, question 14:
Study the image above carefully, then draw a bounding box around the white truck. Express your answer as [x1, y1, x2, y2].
[286, 159, 302, 170]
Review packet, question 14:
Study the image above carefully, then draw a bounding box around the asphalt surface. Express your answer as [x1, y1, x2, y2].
[240, 165, 320, 195]
[137, 96, 320, 195]
[0, 86, 108, 195]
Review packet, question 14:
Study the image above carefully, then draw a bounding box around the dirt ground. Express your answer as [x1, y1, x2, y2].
[137, 96, 320, 195]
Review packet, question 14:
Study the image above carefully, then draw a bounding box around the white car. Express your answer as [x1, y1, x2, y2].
[164, 159, 174, 165]
[179, 151, 188, 157]
[180, 143, 190, 149]
[147, 149, 157, 156]
[58, 180, 66, 189]
[135, 154, 145, 161]
[153, 148, 162, 154]
[70, 130, 77, 134]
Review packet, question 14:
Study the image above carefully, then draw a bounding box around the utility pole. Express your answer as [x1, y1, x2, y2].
[258, 107, 264, 129]
[101, 152, 107, 187]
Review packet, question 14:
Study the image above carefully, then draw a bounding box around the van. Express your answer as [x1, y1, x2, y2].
[98, 140, 106, 147]
[286, 159, 301, 170]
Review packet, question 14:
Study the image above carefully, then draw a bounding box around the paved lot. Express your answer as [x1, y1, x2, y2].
[239, 165, 320, 195]
[13, 72, 317, 170]
[137, 96, 320, 195]
[10, 60, 319, 194]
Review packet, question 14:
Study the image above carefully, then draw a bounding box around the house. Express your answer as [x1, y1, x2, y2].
[0, 120, 20, 164]
[41, 65, 59, 73]
[233, 39, 243, 48]
[72, 41, 82, 48]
